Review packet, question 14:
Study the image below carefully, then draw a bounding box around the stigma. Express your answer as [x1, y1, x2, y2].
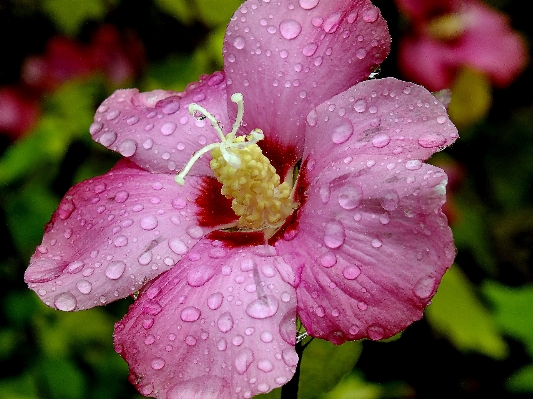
[176, 93, 297, 230]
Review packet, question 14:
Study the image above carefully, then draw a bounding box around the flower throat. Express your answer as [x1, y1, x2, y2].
[176, 93, 297, 230]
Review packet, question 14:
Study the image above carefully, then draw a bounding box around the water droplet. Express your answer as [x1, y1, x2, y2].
[342, 265, 361, 280]
[337, 185, 363, 209]
[362, 6, 379, 23]
[126, 116, 139, 125]
[280, 19, 302, 40]
[89, 122, 103, 135]
[356, 48, 367, 59]
[217, 338, 227, 351]
[161, 98, 180, 115]
[180, 306, 201, 322]
[106, 109, 120, 120]
[187, 265, 216, 287]
[58, 199, 75, 220]
[54, 292, 77, 311]
[97, 130, 117, 147]
[76, 280, 92, 294]
[418, 133, 446, 148]
[282, 348, 299, 367]
[138, 251, 152, 265]
[140, 215, 158, 230]
[413, 276, 436, 299]
[405, 159, 423, 170]
[246, 295, 279, 319]
[67, 260, 84, 274]
[380, 189, 399, 211]
[367, 324, 385, 340]
[320, 252, 337, 268]
[299, 0, 319, 10]
[118, 139, 137, 157]
[436, 115, 447, 124]
[169, 238, 188, 255]
[235, 348, 254, 374]
[260, 330, 273, 343]
[186, 225, 203, 239]
[106, 261, 126, 280]
[332, 120, 354, 144]
[114, 235, 128, 247]
[324, 221, 345, 249]
[319, 184, 331, 203]
[372, 133, 391, 148]
[257, 359, 274, 373]
[217, 312, 234, 332]
[371, 238, 382, 248]
[207, 292, 224, 310]
[354, 99, 366, 112]
[302, 42, 318, 57]
[114, 190, 129, 203]
[151, 358, 165, 370]
[232, 334, 244, 346]
[185, 335, 197, 346]
[323, 11, 341, 33]
[161, 121, 177, 136]
[233, 36, 245, 49]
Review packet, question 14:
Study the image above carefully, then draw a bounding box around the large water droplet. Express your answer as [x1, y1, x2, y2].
[187, 265, 216, 287]
[106, 261, 126, 280]
[118, 139, 137, 157]
[405, 159, 423, 170]
[99, 131, 117, 147]
[169, 238, 188, 255]
[299, 0, 319, 10]
[380, 189, 399, 211]
[54, 292, 77, 311]
[362, 6, 379, 23]
[235, 348, 254, 374]
[337, 185, 363, 209]
[151, 357, 165, 370]
[332, 120, 354, 144]
[302, 42, 318, 57]
[180, 306, 201, 322]
[282, 348, 299, 367]
[217, 311, 234, 332]
[233, 36, 246, 50]
[280, 19, 302, 40]
[324, 221, 345, 248]
[58, 199, 75, 220]
[161, 121, 177, 136]
[418, 133, 446, 148]
[246, 295, 279, 319]
[76, 280, 92, 294]
[413, 276, 436, 299]
[372, 133, 391, 148]
[323, 11, 341, 33]
[320, 252, 337, 268]
[207, 292, 224, 310]
[140, 215, 158, 230]
[257, 359, 274, 373]
[260, 330, 273, 343]
[367, 324, 385, 340]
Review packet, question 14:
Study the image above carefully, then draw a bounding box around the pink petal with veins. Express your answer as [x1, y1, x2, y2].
[115, 240, 297, 399]
[25, 160, 210, 311]
[90, 71, 230, 176]
[224, 0, 390, 156]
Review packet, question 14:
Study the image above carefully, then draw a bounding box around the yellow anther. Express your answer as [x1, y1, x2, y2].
[176, 93, 297, 230]
[427, 13, 468, 40]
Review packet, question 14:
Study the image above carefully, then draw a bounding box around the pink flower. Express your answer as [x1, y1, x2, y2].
[395, 0, 527, 91]
[0, 86, 40, 139]
[25, 0, 457, 398]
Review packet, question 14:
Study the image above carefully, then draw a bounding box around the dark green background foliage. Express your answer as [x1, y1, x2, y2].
[1, 0, 532, 398]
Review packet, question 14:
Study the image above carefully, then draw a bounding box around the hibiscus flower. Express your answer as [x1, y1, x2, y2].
[395, 0, 527, 91]
[25, 0, 458, 398]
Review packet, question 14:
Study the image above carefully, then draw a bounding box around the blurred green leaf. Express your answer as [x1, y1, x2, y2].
[506, 364, 533, 393]
[37, 356, 86, 399]
[321, 372, 384, 399]
[298, 339, 362, 399]
[0, 371, 39, 399]
[195, 0, 243, 26]
[42, 0, 112, 35]
[483, 281, 533, 357]
[154, 0, 195, 24]
[426, 266, 508, 359]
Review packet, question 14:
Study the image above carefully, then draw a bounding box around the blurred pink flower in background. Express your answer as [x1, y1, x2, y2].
[0, 86, 40, 139]
[395, 0, 527, 91]
[24, 0, 457, 398]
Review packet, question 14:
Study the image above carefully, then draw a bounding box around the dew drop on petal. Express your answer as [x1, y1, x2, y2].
[319, 252, 336, 268]
[76, 280, 92, 294]
[413, 276, 436, 299]
[187, 265, 216, 287]
[169, 238, 188, 255]
[362, 6, 379, 23]
[233, 36, 246, 49]
[151, 358, 165, 370]
[246, 295, 279, 319]
[337, 185, 363, 209]
[324, 221, 345, 249]
[257, 359, 274, 373]
[332, 120, 353, 144]
[282, 348, 299, 367]
[299, 0, 319, 10]
[217, 311, 234, 333]
[280, 19, 302, 40]
[405, 159, 423, 170]
[54, 292, 77, 311]
[342, 265, 361, 280]
[207, 292, 224, 310]
[371, 238, 382, 248]
[380, 189, 399, 211]
[367, 324, 385, 340]
[105, 261, 126, 280]
[302, 42, 318, 57]
[260, 330, 273, 343]
[161, 121, 177, 136]
[140, 215, 158, 230]
[437, 115, 447, 124]
[372, 133, 391, 148]
[235, 348, 254, 374]
[354, 99, 366, 112]
[180, 306, 201, 322]
[118, 139, 137, 157]
[418, 133, 446, 148]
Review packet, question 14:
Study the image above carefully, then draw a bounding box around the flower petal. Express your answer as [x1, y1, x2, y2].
[276, 155, 455, 343]
[25, 160, 209, 311]
[114, 240, 297, 399]
[303, 78, 458, 169]
[224, 0, 390, 155]
[90, 71, 230, 175]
